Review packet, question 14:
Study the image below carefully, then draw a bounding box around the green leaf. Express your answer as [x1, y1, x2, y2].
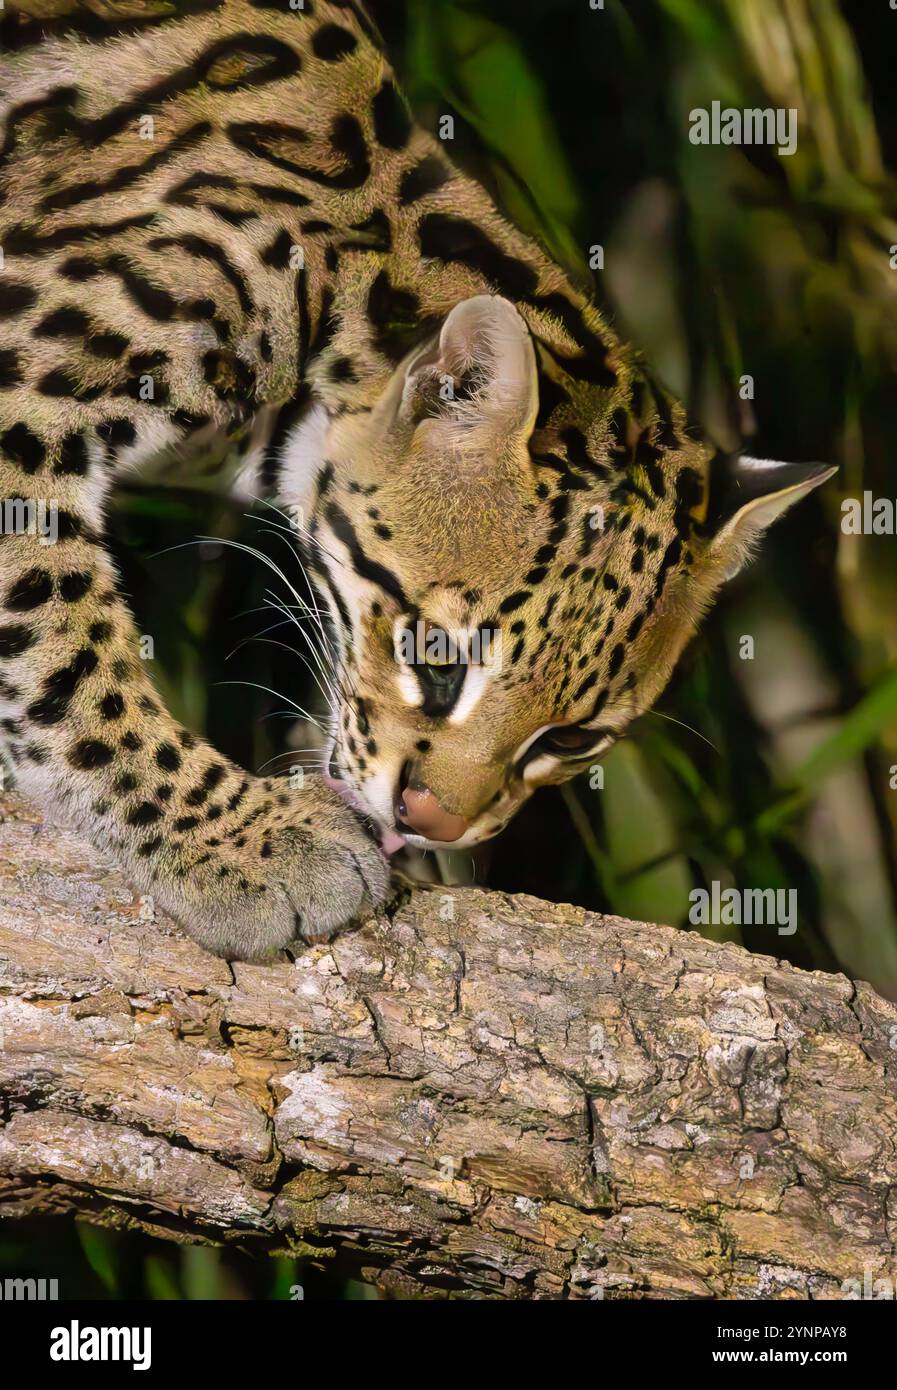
[144, 1254, 181, 1301]
[404, 1, 585, 276]
[758, 665, 897, 833]
[75, 1223, 119, 1296]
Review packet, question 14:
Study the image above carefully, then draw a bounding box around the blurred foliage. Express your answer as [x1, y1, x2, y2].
[5, 0, 897, 1299]
[0, 1217, 378, 1301]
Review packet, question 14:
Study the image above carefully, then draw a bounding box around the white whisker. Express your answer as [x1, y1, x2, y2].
[647, 708, 720, 754]
[213, 680, 325, 731]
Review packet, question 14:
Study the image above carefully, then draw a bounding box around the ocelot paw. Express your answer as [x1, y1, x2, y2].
[142, 781, 391, 961]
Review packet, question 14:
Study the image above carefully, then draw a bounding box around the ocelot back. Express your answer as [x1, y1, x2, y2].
[0, 0, 832, 958]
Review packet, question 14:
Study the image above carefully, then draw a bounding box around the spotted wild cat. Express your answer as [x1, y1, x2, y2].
[0, 0, 833, 957]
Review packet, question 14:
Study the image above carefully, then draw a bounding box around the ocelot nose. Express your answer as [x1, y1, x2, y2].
[396, 786, 470, 842]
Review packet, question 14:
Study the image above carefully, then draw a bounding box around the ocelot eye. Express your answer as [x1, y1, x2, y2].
[536, 724, 606, 757]
[417, 659, 464, 686]
[415, 660, 466, 716]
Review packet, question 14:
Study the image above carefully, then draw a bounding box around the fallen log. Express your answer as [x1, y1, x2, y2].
[0, 790, 895, 1299]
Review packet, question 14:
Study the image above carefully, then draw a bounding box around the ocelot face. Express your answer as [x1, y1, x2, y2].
[296, 295, 833, 850]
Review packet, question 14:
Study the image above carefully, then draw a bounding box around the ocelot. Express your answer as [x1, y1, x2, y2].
[0, 1, 833, 957]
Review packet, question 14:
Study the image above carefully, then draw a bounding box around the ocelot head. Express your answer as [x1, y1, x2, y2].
[293, 294, 833, 850]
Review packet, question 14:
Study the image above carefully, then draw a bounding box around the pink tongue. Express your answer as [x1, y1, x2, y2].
[323, 772, 406, 857]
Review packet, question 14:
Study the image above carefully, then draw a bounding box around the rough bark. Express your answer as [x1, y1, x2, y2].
[0, 791, 896, 1299]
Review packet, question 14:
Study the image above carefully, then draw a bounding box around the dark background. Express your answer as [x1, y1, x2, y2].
[5, 0, 897, 1299]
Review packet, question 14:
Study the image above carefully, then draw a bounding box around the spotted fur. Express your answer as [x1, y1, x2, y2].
[0, 0, 832, 956]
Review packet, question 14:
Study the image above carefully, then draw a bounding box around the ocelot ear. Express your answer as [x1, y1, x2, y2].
[399, 294, 538, 447]
[707, 454, 837, 580]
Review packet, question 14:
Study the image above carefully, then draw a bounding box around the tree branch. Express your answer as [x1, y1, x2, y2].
[1, 791, 895, 1298]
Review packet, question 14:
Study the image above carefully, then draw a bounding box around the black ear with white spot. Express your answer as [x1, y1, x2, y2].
[399, 294, 538, 446]
[708, 454, 837, 580]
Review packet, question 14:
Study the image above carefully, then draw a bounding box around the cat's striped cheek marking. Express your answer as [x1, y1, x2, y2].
[447, 664, 490, 725]
[396, 665, 421, 707]
[392, 617, 422, 706]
